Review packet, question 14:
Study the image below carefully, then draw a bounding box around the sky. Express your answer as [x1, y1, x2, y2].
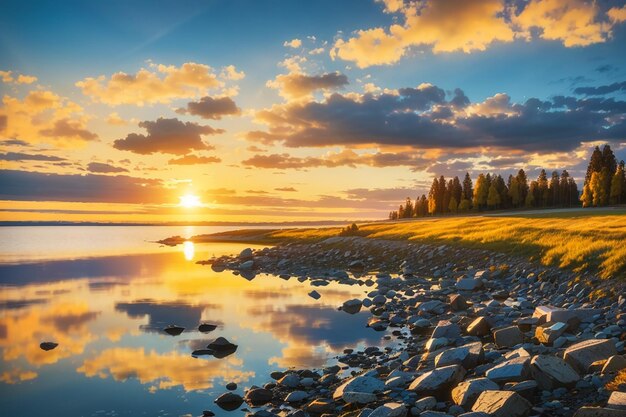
[1, 0, 626, 223]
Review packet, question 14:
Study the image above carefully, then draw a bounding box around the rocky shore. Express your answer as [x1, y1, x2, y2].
[201, 236, 626, 417]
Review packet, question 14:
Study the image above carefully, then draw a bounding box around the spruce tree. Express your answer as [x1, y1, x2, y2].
[516, 169, 529, 203]
[549, 171, 560, 206]
[462, 173, 473, 206]
[487, 183, 500, 209]
[610, 165, 624, 205]
[473, 174, 488, 210]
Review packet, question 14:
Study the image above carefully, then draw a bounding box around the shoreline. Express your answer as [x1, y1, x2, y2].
[197, 235, 625, 417]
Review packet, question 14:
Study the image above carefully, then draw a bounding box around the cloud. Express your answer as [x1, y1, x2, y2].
[242, 149, 428, 169]
[0, 169, 172, 204]
[0, 139, 29, 147]
[106, 112, 129, 126]
[0, 70, 37, 84]
[167, 154, 221, 165]
[113, 117, 221, 155]
[331, 0, 626, 68]
[87, 162, 129, 173]
[283, 38, 302, 48]
[0, 152, 65, 162]
[177, 96, 241, 119]
[573, 81, 626, 96]
[267, 71, 349, 100]
[1, 89, 96, 145]
[75, 62, 238, 106]
[220, 65, 245, 81]
[246, 84, 626, 153]
[275, 187, 297, 192]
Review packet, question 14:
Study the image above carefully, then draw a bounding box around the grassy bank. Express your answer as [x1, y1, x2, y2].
[175, 208, 626, 280]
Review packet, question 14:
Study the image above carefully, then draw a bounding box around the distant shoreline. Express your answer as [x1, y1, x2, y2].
[0, 220, 377, 227]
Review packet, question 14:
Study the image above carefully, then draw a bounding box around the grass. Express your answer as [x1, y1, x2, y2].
[189, 209, 626, 280]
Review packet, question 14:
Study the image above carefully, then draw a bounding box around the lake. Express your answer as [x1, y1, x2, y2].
[0, 226, 389, 417]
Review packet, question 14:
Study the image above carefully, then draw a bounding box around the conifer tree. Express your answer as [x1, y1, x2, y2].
[462, 173, 473, 207]
[452, 176, 462, 206]
[549, 171, 560, 206]
[487, 183, 500, 209]
[516, 169, 529, 203]
[610, 165, 624, 205]
[590, 171, 606, 206]
[559, 170, 570, 207]
[403, 197, 413, 218]
[448, 196, 458, 213]
[508, 176, 520, 207]
[526, 181, 537, 207]
[585, 146, 603, 187]
[537, 169, 549, 207]
[581, 183, 593, 207]
[473, 174, 488, 210]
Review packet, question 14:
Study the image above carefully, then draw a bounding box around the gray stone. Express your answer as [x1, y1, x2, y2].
[306, 398, 336, 414]
[215, 392, 244, 411]
[573, 407, 626, 417]
[535, 322, 568, 345]
[608, 391, 626, 410]
[563, 339, 618, 374]
[434, 342, 484, 370]
[432, 320, 461, 340]
[343, 392, 378, 404]
[408, 365, 466, 400]
[493, 326, 524, 348]
[456, 278, 483, 291]
[244, 388, 273, 406]
[466, 317, 490, 337]
[471, 390, 532, 417]
[369, 403, 407, 417]
[278, 374, 300, 388]
[602, 355, 626, 374]
[308, 290, 321, 300]
[239, 248, 253, 259]
[285, 391, 308, 403]
[342, 299, 363, 314]
[333, 375, 385, 401]
[413, 396, 437, 413]
[530, 354, 580, 390]
[239, 260, 254, 270]
[451, 377, 499, 408]
[486, 356, 530, 383]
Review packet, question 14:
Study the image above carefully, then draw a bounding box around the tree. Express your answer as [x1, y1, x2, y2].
[487, 183, 501, 209]
[537, 169, 549, 207]
[428, 178, 439, 215]
[568, 178, 579, 206]
[559, 170, 571, 207]
[437, 176, 447, 214]
[516, 169, 529, 204]
[462, 173, 473, 207]
[473, 174, 488, 210]
[448, 196, 458, 213]
[458, 199, 471, 212]
[451, 176, 462, 206]
[526, 181, 537, 207]
[403, 197, 414, 218]
[581, 183, 593, 208]
[610, 164, 625, 205]
[508, 176, 520, 207]
[419, 194, 428, 216]
[590, 171, 607, 206]
[549, 171, 560, 206]
[585, 146, 603, 187]
[397, 204, 405, 218]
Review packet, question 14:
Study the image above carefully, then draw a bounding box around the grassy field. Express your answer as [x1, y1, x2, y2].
[188, 208, 626, 280]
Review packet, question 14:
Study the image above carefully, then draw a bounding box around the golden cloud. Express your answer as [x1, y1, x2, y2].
[75, 62, 239, 106]
[0, 367, 38, 384]
[0, 70, 38, 85]
[267, 71, 349, 100]
[77, 347, 254, 391]
[608, 5, 626, 23]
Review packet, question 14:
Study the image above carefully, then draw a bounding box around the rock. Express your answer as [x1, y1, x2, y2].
[278, 374, 300, 388]
[343, 391, 378, 404]
[535, 322, 568, 345]
[215, 392, 244, 411]
[202, 411, 215, 417]
[432, 320, 461, 340]
[607, 391, 626, 410]
[451, 378, 499, 408]
[349, 260, 366, 271]
[270, 371, 285, 380]
[530, 354, 580, 390]
[342, 299, 363, 314]
[333, 375, 384, 401]
[39, 342, 58, 351]
[244, 388, 273, 406]
[434, 342, 484, 370]
[602, 355, 626, 374]
[308, 290, 321, 300]
[426, 337, 451, 351]
[466, 317, 490, 337]
[306, 398, 336, 414]
[285, 391, 308, 403]
[199, 323, 218, 332]
[456, 278, 483, 291]
[485, 356, 530, 383]
[493, 326, 524, 348]
[207, 337, 238, 351]
[226, 382, 237, 390]
[369, 403, 407, 417]
[239, 260, 254, 270]
[239, 248, 253, 259]
[533, 305, 600, 324]
[163, 325, 184, 336]
[413, 396, 437, 413]
[573, 407, 626, 417]
[471, 390, 532, 417]
[408, 365, 466, 400]
[449, 294, 468, 311]
[563, 339, 618, 374]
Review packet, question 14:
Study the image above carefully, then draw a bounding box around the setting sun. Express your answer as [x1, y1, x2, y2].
[179, 194, 201, 208]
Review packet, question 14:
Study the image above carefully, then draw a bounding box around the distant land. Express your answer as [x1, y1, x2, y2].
[0, 220, 374, 227]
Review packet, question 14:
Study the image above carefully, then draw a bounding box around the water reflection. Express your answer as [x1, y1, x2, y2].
[0, 239, 388, 417]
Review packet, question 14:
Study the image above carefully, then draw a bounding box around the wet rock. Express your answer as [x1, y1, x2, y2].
[408, 365, 466, 400]
[226, 382, 237, 390]
[466, 317, 490, 337]
[451, 377, 499, 408]
[163, 325, 184, 336]
[529, 354, 580, 390]
[471, 390, 531, 417]
[207, 337, 238, 352]
[342, 299, 363, 314]
[308, 290, 321, 300]
[278, 374, 300, 388]
[285, 391, 308, 403]
[244, 387, 273, 406]
[202, 410, 215, 417]
[493, 326, 524, 348]
[485, 356, 530, 383]
[39, 342, 58, 351]
[563, 339, 618, 374]
[239, 248, 253, 259]
[215, 392, 244, 411]
[199, 323, 218, 332]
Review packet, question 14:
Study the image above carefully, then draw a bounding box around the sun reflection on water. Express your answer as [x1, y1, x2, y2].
[183, 241, 195, 261]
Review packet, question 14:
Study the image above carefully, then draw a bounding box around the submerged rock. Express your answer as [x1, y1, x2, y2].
[215, 392, 244, 411]
[40, 342, 58, 351]
[198, 323, 218, 332]
[163, 325, 184, 336]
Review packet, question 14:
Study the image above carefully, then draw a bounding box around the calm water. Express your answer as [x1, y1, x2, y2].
[0, 226, 388, 417]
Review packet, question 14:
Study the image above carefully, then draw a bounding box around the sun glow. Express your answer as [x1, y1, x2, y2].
[179, 194, 201, 208]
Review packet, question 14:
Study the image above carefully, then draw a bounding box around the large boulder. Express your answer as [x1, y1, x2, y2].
[434, 342, 484, 370]
[466, 317, 491, 337]
[471, 390, 532, 417]
[530, 354, 580, 390]
[432, 320, 462, 340]
[333, 375, 384, 401]
[215, 392, 244, 411]
[563, 339, 618, 374]
[244, 388, 273, 406]
[493, 326, 524, 348]
[486, 356, 530, 383]
[451, 377, 499, 408]
[408, 364, 466, 400]
[342, 299, 363, 314]
[306, 398, 336, 415]
[456, 278, 483, 291]
[533, 305, 600, 324]
[535, 322, 568, 345]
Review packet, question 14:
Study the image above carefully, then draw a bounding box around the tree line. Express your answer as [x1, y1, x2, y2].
[389, 144, 626, 220]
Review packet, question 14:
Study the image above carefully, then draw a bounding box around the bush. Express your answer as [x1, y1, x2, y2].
[338, 223, 362, 236]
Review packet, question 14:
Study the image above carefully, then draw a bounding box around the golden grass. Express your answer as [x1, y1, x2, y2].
[262, 212, 626, 279]
[606, 368, 626, 391]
